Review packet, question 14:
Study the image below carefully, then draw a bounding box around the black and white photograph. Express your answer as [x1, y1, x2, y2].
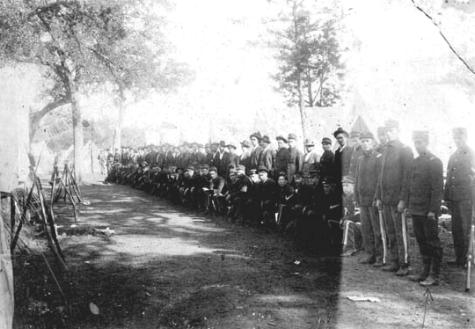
[0, 0, 474, 328]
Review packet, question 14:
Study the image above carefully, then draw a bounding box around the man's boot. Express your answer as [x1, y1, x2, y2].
[420, 258, 440, 286]
[396, 265, 409, 276]
[409, 258, 431, 282]
[382, 262, 399, 272]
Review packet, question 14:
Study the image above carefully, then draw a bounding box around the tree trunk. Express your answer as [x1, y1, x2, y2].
[0, 209, 14, 329]
[114, 88, 125, 151]
[297, 71, 307, 141]
[71, 92, 84, 183]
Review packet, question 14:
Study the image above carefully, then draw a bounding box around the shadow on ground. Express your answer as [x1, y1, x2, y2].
[14, 182, 342, 329]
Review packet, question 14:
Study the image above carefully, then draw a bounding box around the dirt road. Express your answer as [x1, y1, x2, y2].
[14, 181, 474, 329]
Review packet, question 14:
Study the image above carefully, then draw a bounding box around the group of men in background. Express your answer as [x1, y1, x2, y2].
[104, 120, 474, 288]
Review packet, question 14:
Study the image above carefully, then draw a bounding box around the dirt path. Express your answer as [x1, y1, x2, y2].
[14, 181, 474, 329]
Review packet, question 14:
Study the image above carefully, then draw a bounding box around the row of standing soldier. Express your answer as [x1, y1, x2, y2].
[103, 121, 474, 287]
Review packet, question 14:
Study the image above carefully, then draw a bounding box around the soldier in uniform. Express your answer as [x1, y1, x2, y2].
[287, 133, 304, 183]
[250, 132, 264, 170]
[319, 137, 334, 181]
[258, 135, 276, 173]
[407, 131, 444, 286]
[444, 127, 474, 267]
[275, 136, 290, 178]
[257, 166, 278, 227]
[375, 120, 413, 276]
[333, 127, 353, 181]
[213, 141, 230, 177]
[354, 132, 383, 266]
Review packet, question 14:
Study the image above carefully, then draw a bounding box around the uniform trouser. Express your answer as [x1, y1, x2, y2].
[383, 205, 409, 267]
[412, 215, 442, 263]
[359, 206, 382, 261]
[451, 200, 472, 263]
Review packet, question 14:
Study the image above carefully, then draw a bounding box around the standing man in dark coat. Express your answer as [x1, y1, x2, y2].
[375, 120, 413, 276]
[287, 133, 304, 182]
[333, 127, 353, 181]
[407, 131, 444, 286]
[239, 140, 252, 171]
[258, 135, 276, 173]
[250, 132, 264, 170]
[444, 127, 474, 267]
[213, 141, 230, 177]
[320, 137, 335, 181]
[227, 144, 240, 170]
[354, 132, 383, 266]
[275, 136, 290, 177]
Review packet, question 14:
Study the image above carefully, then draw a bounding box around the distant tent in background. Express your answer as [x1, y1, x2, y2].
[350, 115, 371, 134]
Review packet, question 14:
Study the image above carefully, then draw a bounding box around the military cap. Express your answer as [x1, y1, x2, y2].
[350, 131, 361, 138]
[200, 164, 210, 169]
[276, 135, 288, 143]
[342, 175, 355, 184]
[288, 133, 298, 141]
[360, 131, 375, 140]
[412, 130, 429, 142]
[321, 137, 332, 145]
[249, 168, 257, 175]
[237, 164, 246, 171]
[304, 139, 315, 146]
[333, 127, 349, 138]
[250, 132, 262, 140]
[385, 119, 399, 130]
[209, 166, 218, 172]
[452, 127, 467, 137]
[261, 135, 271, 144]
[241, 140, 251, 148]
[227, 143, 237, 149]
[257, 166, 269, 173]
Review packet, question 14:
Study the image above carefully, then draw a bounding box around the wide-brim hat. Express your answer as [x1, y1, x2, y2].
[250, 132, 262, 140]
[261, 135, 271, 144]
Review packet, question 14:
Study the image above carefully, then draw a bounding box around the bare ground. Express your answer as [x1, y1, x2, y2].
[13, 180, 475, 329]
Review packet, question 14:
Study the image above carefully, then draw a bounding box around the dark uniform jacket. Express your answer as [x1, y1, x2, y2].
[213, 151, 230, 177]
[319, 150, 334, 179]
[275, 147, 290, 176]
[334, 145, 353, 180]
[259, 146, 276, 172]
[287, 147, 303, 181]
[239, 151, 252, 172]
[250, 146, 264, 170]
[408, 151, 443, 216]
[376, 139, 413, 206]
[354, 150, 381, 207]
[444, 145, 474, 202]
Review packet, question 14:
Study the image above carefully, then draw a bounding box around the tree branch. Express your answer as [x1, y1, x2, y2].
[410, 0, 475, 76]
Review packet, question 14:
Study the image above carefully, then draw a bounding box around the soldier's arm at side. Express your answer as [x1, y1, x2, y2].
[430, 157, 444, 215]
[399, 146, 414, 206]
